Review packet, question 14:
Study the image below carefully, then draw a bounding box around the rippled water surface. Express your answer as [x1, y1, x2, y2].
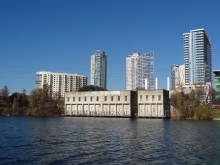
[0, 116, 220, 164]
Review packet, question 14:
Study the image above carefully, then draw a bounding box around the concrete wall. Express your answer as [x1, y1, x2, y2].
[65, 90, 136, 117]
[137, 89, 170, 118]
[65, 89, 169, 118]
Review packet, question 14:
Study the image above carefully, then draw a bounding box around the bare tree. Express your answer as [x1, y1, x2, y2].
[0, 86, 9, 97]
[12, 97, 18, 115]
[28, 85, 64, 116]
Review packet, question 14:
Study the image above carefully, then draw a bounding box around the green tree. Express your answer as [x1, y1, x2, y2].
[195, 105, 213, 120]
[170, 87, 208, 119]
[78, 85, 107, 92]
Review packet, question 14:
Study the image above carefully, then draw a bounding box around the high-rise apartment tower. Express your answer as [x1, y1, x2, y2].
[90, 50, 107, 89]
[126, 52, 154, 90]
[35, 71, 87, 97]
[183, 28, 212, 85]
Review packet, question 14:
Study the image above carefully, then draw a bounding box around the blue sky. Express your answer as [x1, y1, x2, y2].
[0, 0, 220, 94]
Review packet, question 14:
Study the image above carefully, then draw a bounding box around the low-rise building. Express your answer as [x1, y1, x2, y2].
[137, 89, 170, 118]
[65, 90, 137, 118]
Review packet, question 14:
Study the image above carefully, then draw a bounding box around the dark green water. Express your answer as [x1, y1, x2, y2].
[0, 116, 220, 164]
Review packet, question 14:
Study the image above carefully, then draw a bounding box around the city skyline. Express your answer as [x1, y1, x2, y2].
[0, 0, 220, 94]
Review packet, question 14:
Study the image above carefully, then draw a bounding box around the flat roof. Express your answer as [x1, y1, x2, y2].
[36, 71, 86, 77]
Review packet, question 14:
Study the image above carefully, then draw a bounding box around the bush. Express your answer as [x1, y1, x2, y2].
[195, 105, 213, 120]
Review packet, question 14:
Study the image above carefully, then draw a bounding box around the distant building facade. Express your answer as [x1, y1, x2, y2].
[64, 89, 170, 118]
[171, 64, 180, 89]
[213, 70, 220, 98]
[171, 64, 185, 88]
[65, 90, 137, 117]
[35, 71, 87, 97]
[137, 89, 170, 118]
[90, 50, 107, 89]
[126, 52, 154, 90]
[183, 28, 212, 85]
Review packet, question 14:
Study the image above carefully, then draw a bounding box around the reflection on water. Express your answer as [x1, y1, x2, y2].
[0, 116, 220, 164]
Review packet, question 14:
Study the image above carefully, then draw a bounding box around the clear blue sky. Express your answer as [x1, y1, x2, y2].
[0, 0, 220, 94]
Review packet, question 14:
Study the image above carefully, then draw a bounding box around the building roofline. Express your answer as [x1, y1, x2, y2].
[190, 28, 204, 32]
[36, 71, 86, 77]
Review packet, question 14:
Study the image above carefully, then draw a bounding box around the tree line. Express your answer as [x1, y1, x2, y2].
[0, 85, 107, 116]
[0, 85, 64, 116]
[170, 86, 220, 120]
[1, 84, 219, 119]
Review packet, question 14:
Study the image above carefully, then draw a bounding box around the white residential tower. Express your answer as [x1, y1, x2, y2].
[183, 28, 212, 85]
[126, 52, 154, 90]
[35, 71, 87, 97]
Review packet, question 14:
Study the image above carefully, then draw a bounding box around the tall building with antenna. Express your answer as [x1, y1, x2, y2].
[90, 50, 107, 89]
[183, 28, 212, 85]
[126, 52, 154, 90]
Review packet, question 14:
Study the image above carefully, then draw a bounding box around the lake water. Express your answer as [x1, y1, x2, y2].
[0, 116, 220, 164]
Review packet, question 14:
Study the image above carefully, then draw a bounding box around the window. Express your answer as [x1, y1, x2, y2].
[146, 95, 148, 101]
[158, 95, 161, 101]
[152, 95, 154, 101]
[111, 96, 113, 101]
[125, 96, 127, 101]
[105, 96, 107, 101]
[118, 96, 120, 101]
[140, 95, 142, 101]
[84, 97, 86, 101]
[79, 97, 81, 101]
[67, 97, 69, 102]
[97, 96, 99, 101]
[90, 96, 92, 101]
[73, 97, 75, 101]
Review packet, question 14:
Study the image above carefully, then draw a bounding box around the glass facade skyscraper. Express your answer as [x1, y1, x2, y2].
[126, 52, 154, 90]
[183, 29, 212, 85]
[90, 50, 107, 89]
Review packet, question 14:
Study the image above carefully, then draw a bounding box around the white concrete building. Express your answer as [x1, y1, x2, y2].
[179, 64, 185, 86]
[137, 89, 170, 118]
[35, 71, 87, 97]
[126, 52, 154, 90]
[90, 50, 107, 89]
[171, 64, 185, 89]
[183, 28, 212, 85]
[65, 90, 137, 117]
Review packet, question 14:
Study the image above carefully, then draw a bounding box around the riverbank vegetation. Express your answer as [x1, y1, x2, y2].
[0, 85, 64, 116]
[1, 84, 220, 119]
[0, 85, 107, 116]
[170, 87, 220, 120]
